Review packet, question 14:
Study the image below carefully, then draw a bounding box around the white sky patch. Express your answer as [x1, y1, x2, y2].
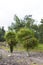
[0, 0, 43, 30]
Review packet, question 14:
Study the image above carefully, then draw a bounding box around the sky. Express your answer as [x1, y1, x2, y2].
[0, 0, 43, 30]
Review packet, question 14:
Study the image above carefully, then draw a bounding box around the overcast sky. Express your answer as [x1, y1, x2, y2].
[0, 0, 43, 30]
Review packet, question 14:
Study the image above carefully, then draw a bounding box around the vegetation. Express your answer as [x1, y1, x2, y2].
[5, 31, 17, 53]
[0, 26, 5, 42]
[8, 15, 43, 43]
[16, 28, 38, 51]
[0, 14, 43, 53]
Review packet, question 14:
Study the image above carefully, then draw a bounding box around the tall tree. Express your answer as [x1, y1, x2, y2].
[39, 19, 43, 43]
[8, 15, 35, 32]
[31, 24, 39, 39]
[8, 15, 25, 31]
[0, 26, 5, 41]
[24, 15, 34, 28]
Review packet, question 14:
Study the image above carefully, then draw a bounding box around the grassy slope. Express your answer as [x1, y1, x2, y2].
[0, 43, 43, 52]
[13, 43, 43, 52]
[14, 43, 43, 52]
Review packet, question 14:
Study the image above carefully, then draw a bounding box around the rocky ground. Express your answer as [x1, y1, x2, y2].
[0, 49, 43, 65]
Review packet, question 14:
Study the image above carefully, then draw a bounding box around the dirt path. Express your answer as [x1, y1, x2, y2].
[0, 49, 43, 65]
[29, 57, 43, 64]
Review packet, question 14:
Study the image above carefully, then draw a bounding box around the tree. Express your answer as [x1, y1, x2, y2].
[8, 15, 25, 32]
[40, 19, 43, 23]
[16, 28, 38, 51]
[38, 19, 43, 43]
[24, 15, 34, 28]
[8, 15, 35, 32]
[5, 31, 17, 53]
[31, 24, 39, 39]
[0, 26, 5, 42]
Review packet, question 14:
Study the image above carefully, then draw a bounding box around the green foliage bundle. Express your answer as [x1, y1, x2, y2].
[5, 15, 43, 52]
[24, 37, 38, 51]
[16, 28, 34, 42]
[5, 31, 17, 53]
[16, 28, 38, 51]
